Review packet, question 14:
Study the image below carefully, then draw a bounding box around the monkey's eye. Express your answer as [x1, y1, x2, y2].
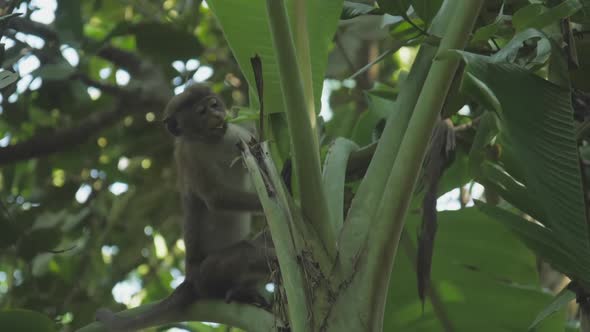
[209, 98, 218, 108]
[165, 117, 182, 136]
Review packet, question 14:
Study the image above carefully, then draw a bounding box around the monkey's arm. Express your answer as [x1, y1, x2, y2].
[203, 186, 262, 213]
[182, 192, 209, 267]
[181, 151, 262, 214]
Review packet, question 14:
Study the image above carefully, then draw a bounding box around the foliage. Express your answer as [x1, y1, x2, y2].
[0, 0, 589, 331]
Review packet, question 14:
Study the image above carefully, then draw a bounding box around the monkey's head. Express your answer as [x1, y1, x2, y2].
[163, 85, 228, 143]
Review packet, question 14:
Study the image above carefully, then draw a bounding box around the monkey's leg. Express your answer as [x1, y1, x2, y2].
[198, 241, 276, 305]
[95, 281, 197, 332]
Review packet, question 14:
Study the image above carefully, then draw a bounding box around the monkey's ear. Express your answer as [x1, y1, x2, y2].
[164, 117, 182, 136]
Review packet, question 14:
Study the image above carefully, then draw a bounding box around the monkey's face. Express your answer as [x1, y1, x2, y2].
[165, 94, 228, 143]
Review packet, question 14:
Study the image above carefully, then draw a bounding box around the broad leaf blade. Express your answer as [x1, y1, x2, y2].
[0, 70, 18, 89]
[529, 285, 577, 331]
[376, 0, 411, 16]
[207, 0, 342, 114]
[341, 1, 383, 19]
[454, 49, 590, 285]
[385, 208, 565, 331]
[513, 0, 582, 32]
[478, 202, 590, 288]
[412, 0, 443, 25]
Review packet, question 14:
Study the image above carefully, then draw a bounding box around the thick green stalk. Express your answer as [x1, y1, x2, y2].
[338, 45, 436, 267]
[338, 0, 461, 269]
[323, 138, 359, 233]
[363, 0, 485, 328]
[242, 143, 311, 332]
[293, 0, 316, 124]
[266, 0, 335, 257]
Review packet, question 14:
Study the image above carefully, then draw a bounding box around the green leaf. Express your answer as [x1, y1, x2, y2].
[350, 92, 392, 146]
[468, 112, 499, 175]
[0, 309, 56, 332]
[377, 0, 411, 16]
[513, 0, 582, 32]
[471, 4, 506, 43]
[388, 18, 427, 42]
[324, 105, 360, 140]
[572, 0, 590, 23]
[105, 21, 204, 67]
[454, 48, 590, 285]
[33, 63, 76, 81]
[529, 285, 577, 331]
[207, 0, 342, 114]
[479, 162, 545, 223]
[322, 137, 359, 233]
[228, 106, 260, 123]
[131, 22, 204, 65]
[477, 202, 590, 288]
[17, 228, 61, 260]
[385, 208, 565, 331]
[0, 70, 18, 89]
[571, 37, 590, 90]
[492, 29, 552, 71]
[437, 148, 471, 195]
[0, 216, 20, 249]
[412, 0, 443, 25]
[28, 107, 56, 127]
[341, 1, 383, 19]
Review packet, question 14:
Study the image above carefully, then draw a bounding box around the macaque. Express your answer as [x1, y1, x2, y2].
[96, 85, 274, 331]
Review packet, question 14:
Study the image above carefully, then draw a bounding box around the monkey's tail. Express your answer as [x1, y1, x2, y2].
[95, 281, 198, 331]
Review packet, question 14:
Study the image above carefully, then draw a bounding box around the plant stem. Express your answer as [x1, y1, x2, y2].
[338, 45, 436, 267]
[364, 0, 485, 328]
[293, 0, 315, 123]
[242, 143, 311, 332]
[266, 0, 336, 257]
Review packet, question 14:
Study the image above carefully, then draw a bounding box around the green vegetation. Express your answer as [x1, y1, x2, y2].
[1, 0, 590, 331]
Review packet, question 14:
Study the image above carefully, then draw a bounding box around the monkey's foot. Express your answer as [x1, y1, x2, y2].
[224, 288, 270, 309]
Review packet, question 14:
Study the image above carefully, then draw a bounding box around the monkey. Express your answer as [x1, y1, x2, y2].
[95, 85, 275, 331]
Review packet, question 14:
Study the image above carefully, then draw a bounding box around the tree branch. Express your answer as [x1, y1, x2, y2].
[76, 299, 284, 332]
[0, 96, 165, 165]
[72, 73, 126, 96]
[5, 17, 59, 43]
[0, 102, 122, 165]
[0, 14, 170, 165]
[97, 46, 143, 76]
